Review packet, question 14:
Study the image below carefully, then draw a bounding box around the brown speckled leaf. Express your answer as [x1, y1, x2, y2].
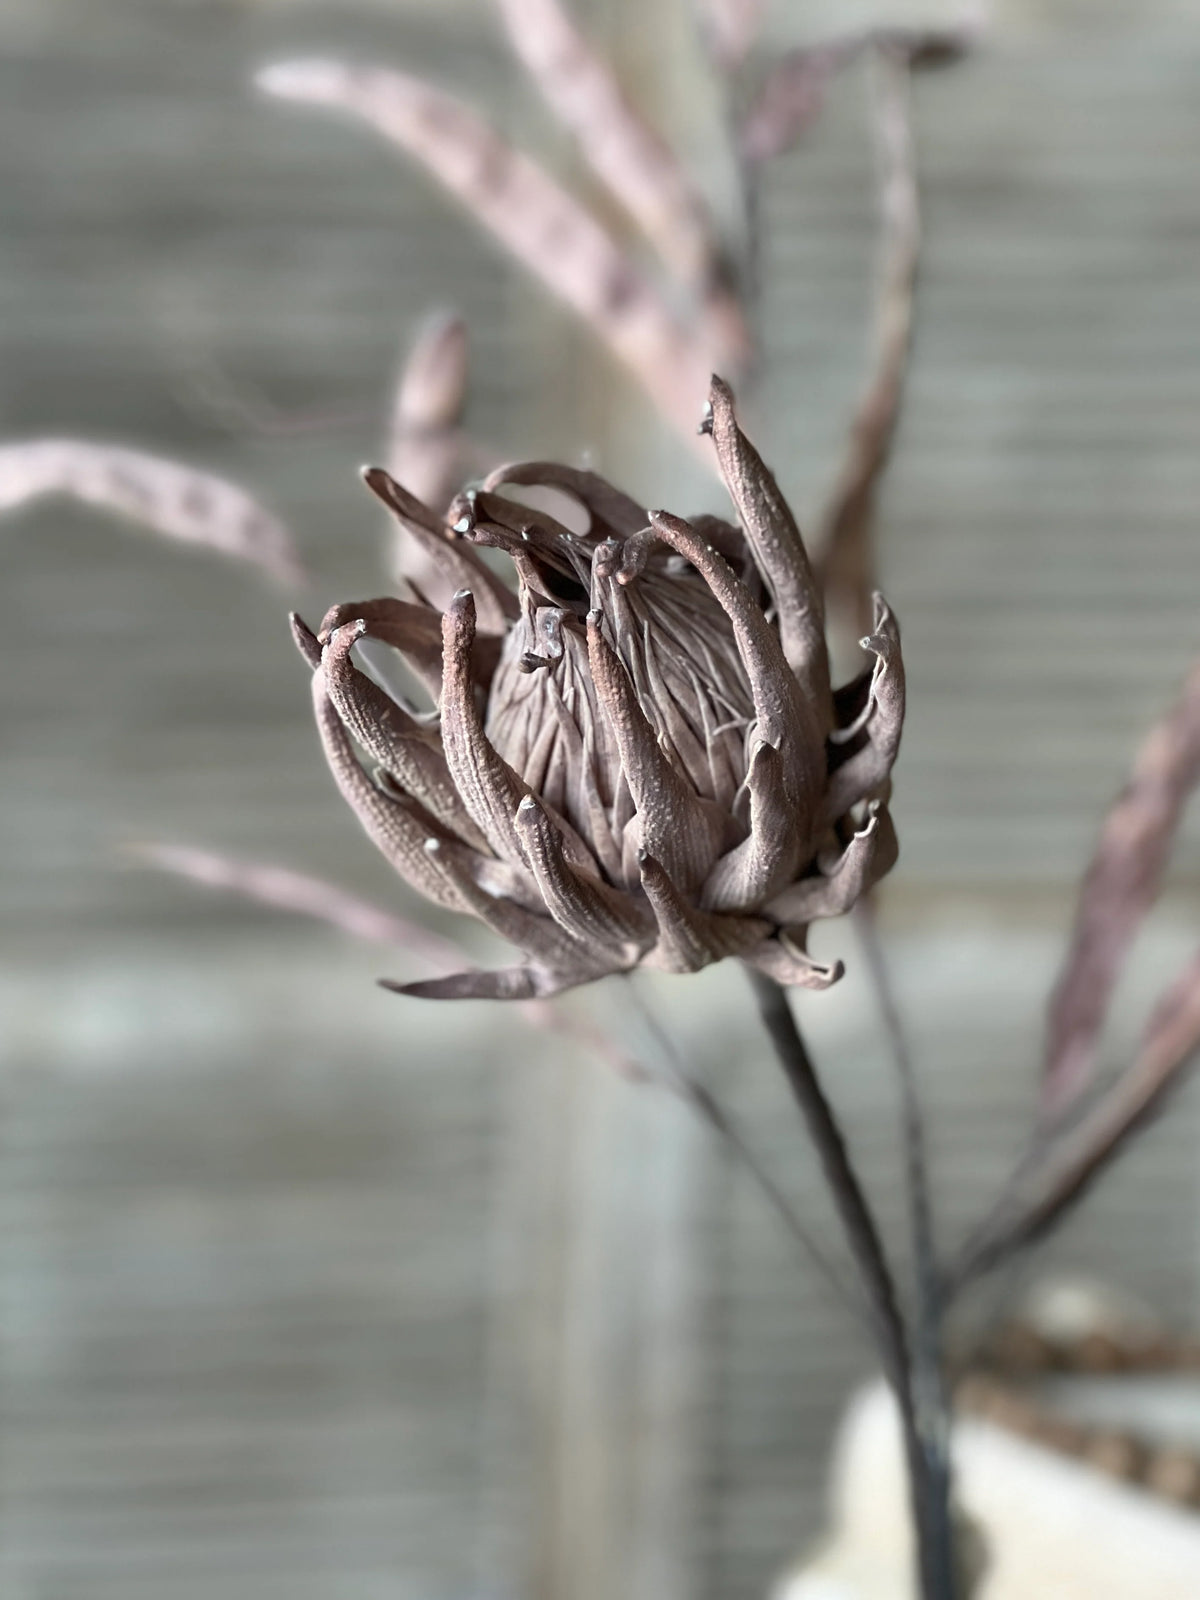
[0, 438, 303, 584]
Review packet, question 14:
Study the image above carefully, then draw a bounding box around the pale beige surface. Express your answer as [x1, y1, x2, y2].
[783, 1383, 1200, 1600]
[2, 2, 1199, 1597]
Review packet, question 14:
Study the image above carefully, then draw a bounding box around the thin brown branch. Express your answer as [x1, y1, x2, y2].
[814, 45, 920, 636]
[953, 946, 1200, 1290]
[0, 438, 304, 585]
[495, 0, 748, 365]
[257, 59, 713, 442]
[747, 968, 957, 1599]
[1043, 658, 1200, 1115]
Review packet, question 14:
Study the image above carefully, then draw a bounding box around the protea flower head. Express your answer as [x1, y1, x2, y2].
[292, 378, 903, 1001]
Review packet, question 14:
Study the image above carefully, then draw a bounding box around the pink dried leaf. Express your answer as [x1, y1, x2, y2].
[495, 0, 748, 364]
[257, 59, 712, 440]
[0, 438, 304, 584]
[1043, 658, 1200, 1116]
[813, 46, 920, 636]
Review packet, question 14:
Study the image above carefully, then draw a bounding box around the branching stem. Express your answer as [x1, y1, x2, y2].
[747, 968, 957, 1600]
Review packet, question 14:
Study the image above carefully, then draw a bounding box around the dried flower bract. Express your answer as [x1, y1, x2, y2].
[296, 379, 905, 1000]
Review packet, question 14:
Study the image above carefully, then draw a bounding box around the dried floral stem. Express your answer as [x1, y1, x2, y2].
[854, 902, 941, 1344]
[747, 968, 957, 1600]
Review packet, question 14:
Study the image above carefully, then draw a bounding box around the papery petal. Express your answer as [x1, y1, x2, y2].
[706, 376, 831, 720]
[323, 620, 490, 852]
[290, 611, 323, 670]
[441, 589, 597, 878]
[311, 670, 473, 914]
[639, 510, 822, 832]
[363, 465, 517, 634]
[586, 608, 726, 892]
[483, 460, 649, 540]
[822, 594, 905, 821]
[514, 794, 650, 954]
[700, 733, 800, 912]
[742, 932, 845, 989]
[765, 802, 896, 923]
[386, 961, 596, 1001]
[639, 850, 770, 973]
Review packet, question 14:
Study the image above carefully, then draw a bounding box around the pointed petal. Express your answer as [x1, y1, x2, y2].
[700, 734, 801, 912]
[742, 932, 845, 989]
[319, 594, 501, 697]
[586, 609, 725, 892]
[821, 594, 905, 821]
[765, 802, 897, 923]
[639, 510, 823, 830]
[514, 795, 650, 954]
[290, 611, 323, 670]
[312, 670, 474, 914]
[362, 465, 517, 633]
[706, 376, 831, 717]
[323, 620, 490, 852]
[440, 589, 598, 877]
[384, 962, 591, 1002]
[639, 850, 769, 974]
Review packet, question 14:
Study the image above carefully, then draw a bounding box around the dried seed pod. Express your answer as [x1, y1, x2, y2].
[300, 382, 905, 999]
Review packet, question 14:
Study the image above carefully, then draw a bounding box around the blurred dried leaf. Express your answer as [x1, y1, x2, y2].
[740, 18, 981, 164]
[132, 842, 643, 1078]
[385, 311, 470, 538]
[257, 59, 712, 438]
[496, 0, 748, 362]
[1043, 658, 1200, 1115]
[954, 945, 1200, 1287]
[696, 0, 767, 70]
[0, 438, 303, 584]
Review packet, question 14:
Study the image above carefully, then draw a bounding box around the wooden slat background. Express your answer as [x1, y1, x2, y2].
[1, 1, 1198, 1596]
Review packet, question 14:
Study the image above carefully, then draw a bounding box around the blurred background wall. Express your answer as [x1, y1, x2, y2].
[2, 1, 1199, 1596]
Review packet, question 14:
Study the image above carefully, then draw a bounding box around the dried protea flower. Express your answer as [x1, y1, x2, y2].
[295, 378, 904, 1001]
